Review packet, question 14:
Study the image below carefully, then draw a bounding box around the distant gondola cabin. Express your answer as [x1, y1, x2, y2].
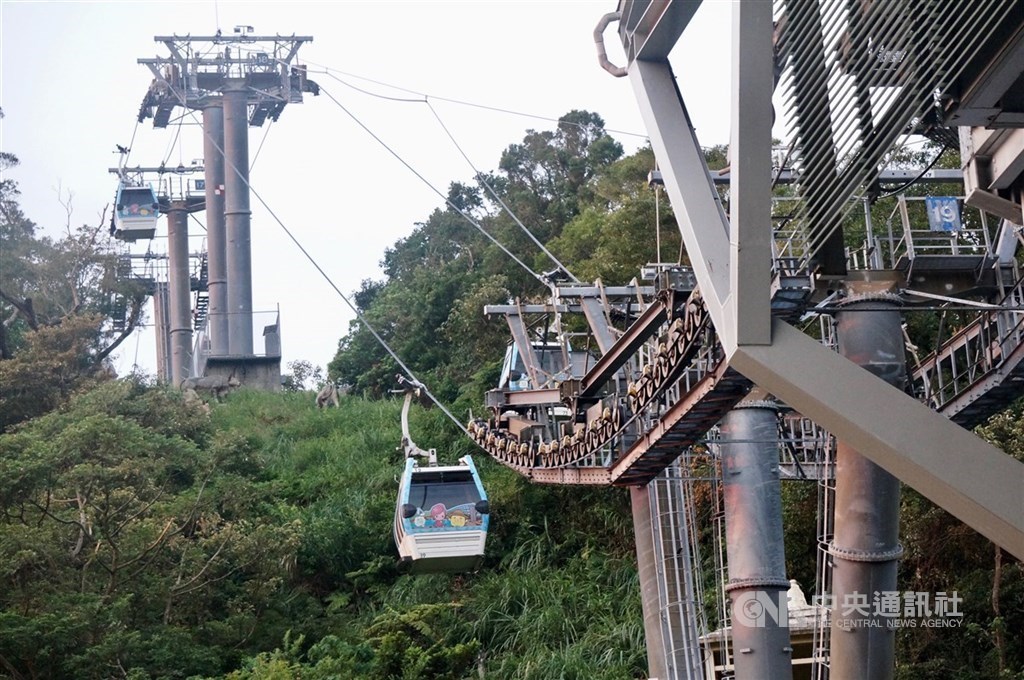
[394, 456, 490, 574]
[498, 341, 595, 391]
[113, 183, 160, 241]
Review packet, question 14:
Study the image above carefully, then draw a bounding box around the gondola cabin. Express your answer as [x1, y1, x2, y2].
[113, 183, 160, 241]
[394, 456, 489, 574]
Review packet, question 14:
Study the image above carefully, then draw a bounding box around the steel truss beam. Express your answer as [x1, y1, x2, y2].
[619, 0, 1024, 559]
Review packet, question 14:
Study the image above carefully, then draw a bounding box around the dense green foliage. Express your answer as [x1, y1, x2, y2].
[327, 111, 689, 410]
[0, 110, 147, 431]
[2, 381, 1020, 679]
[0, 383, 644, 679]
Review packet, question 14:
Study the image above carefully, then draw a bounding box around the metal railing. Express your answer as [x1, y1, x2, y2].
[911, 276, 1024, 411]
[847, 195, 995, 272]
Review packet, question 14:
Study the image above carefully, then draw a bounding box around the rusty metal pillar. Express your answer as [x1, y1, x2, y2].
[632, 484, 671, 680]
[720, 398, 794, 680]
[829, 292, 905, 680]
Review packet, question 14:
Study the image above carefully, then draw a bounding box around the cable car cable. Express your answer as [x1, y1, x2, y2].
[275, 57, 603, 285]
[299, 60, 649, 140]
[153, 77, 520, 441]
[161, 114, 185, 169]
[425, 99, 581, 283]
[188, 213, 207, 232]
[306, 62, 645, 267]
[117, 118, 142, 173]
[171, 102, 476, 439]
[250, 120, 274, 172]
[317, 82, 548, 286]
[874, 143, 950, 200]
[300, 60, 638, 284]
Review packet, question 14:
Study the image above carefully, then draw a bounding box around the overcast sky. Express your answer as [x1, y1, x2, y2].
[1, 0, 736, 380]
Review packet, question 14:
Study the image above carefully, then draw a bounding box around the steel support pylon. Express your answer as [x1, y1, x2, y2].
[166, 201, 192, 387]
[223, 80, 254, 355]
[632, 484, 672, 680]
[202, 102, 229, 356]
[616, 0, 1024, 560]
[720, 399, 794, 680]
[827, 294, 905, 680]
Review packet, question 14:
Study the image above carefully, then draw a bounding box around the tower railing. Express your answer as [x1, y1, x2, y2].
[910, 274, 1024, 421]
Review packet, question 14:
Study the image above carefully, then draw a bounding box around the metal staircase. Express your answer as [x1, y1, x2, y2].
[911, 275, 1024, 429]
[191, 251, 209, 330]
[110, 295, 129, 332]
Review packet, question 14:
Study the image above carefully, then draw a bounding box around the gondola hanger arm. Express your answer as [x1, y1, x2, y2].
[395, 377, 437, 466]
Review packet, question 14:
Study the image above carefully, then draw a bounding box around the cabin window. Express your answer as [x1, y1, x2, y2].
[118, 188, 157, 217]
[408, 478, 481, 511]
[405, 469, 486, 529]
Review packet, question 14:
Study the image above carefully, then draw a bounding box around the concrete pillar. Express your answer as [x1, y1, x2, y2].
[829, 293, 905, 680]
[223, 80, 253, 355]
[632, 484, 671, 680]
[656, 470, 706, 680]
[633, 470, 708, 680]
[202, 102, 229, 356]
[720, 399, 794, 680]
[166, 202, 192, 386]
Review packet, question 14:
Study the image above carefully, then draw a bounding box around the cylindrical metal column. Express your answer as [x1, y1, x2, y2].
[202, 102, 229, 356]
[720, 400, 794, 680]
[829, 294, 905, 680]
[632, 484, 671, 680]
[222, 80, 253, 355]
[166, 202, 192, 387]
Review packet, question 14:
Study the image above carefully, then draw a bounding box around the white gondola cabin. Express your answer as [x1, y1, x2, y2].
[113, 183, 160, 241]
[394, 455, 490, 574]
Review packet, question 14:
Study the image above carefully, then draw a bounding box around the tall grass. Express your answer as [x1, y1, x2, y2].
[202, 389, 646, 678]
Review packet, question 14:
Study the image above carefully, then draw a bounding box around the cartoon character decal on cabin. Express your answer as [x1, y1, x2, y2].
[407, 503, 483, 530]
[430, 503, 447, 527]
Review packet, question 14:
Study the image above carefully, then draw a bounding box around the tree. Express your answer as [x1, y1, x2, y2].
[892, 402, 1024, 678]
[282, 359, 325, 392]
[549, 145, 682, 283]
[0, 379, 303, 679]
[330, 112, 629, 398]
[0, 120, 146, 429]
[497, 110, 623, 238]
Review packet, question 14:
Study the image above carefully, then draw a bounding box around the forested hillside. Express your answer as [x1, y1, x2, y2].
[327, 110, 682, 412]
[1, 110, 1022, 679]
[0, 383, 644, 679]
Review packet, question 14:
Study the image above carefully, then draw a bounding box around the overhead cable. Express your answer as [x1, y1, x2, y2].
[218, 122, 472, 437]
[249, 120, 274, 172]
[165, 89, 476, 439]
[161, 112, 185, 168]
[117, 118, 142, 173]
[294, 59, 580, 284]
[317, 81, 548, 286]
[875, 144, 950, 199]
[301, 60, 649, 139]
[425, 99, 580, 283]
